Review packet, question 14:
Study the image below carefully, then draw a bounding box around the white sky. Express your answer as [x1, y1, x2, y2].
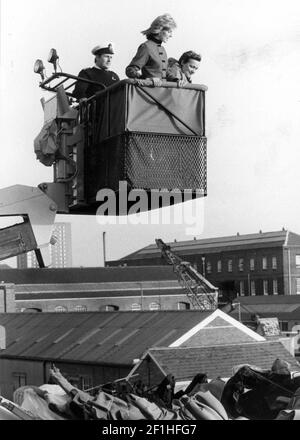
[0, 0, 300, 266]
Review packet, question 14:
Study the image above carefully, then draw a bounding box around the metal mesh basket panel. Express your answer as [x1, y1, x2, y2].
[125, 133, 207, 192]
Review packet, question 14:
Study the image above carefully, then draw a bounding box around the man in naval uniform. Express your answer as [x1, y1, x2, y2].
[73, 43, 120, 100]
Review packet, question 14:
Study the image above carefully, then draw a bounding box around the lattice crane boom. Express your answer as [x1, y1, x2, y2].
[155, 238, 218, 311]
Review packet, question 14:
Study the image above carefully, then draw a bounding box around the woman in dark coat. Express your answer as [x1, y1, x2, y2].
[126, 13, 177, 86]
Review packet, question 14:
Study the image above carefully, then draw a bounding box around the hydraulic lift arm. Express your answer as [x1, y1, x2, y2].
[0, 185, 58, 267]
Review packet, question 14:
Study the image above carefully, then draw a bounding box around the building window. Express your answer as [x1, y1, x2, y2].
[74, 305, 87, 312]
[177, 302, 191, 310]
[296, 278, 300, 295]
[217, 260, 222, 273]
[131, 303, 142, 312]
[239, 281, 245, 296]
[66, 375, 93, 392]
[272, 257, 277, 270]
[250, 280, 256, 296]
[273, 279, 278, 295]
[238, 258, 244, 272]
[206, 261, 212, 274]
[262, 257, 267, 270]
[81, 376, 93, 392]
[250, 258, 255, 271]
[263, 280, 268, 295]
[104, 305, 119, 311]
[55, 306, 68, 313]
[279, 321, 289, 332]
[228, 259, 233, 272]
[149, 302, 160, 311]
[12, 373, 27, 391]
[296, 255, 300, 268]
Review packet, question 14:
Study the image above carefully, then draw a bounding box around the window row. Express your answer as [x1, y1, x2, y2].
[54, 302, 191, 313]
[54, 305, 120, 312]
[238, 279, 279, 296]
[203, 256, 278, 274]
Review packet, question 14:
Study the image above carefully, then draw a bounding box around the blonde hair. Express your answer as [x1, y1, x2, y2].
[142, 13, 177, 37]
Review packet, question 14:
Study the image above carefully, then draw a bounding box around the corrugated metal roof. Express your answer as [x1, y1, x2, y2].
[240, 304, 300, 314]
[15, 288, 183, 301]
[0, 311, 211, 366]
[230, 296, 300, 320]
[239, 296, 300, 305]
[117, 230, 291, 261]
[149, 342, 300, 380]
[0, 266, 177, 285]
[15, 280, 179, 293]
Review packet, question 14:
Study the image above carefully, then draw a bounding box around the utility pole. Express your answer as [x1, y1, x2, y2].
[102, 232, 107, 267]
[140, 283, 144, 310]
[202, 256, 206, 277]
[232, 302, 241, 322]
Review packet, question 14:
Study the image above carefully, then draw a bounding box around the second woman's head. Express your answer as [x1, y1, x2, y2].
[179, 51, 201, 78]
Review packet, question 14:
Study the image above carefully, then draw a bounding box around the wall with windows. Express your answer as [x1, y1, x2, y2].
[0, 284, 16, 312]
[109, 231, 300, 298]
[237, 277, 284, 298]
[107, 244, 292, 298]
[16, 293, 192, 313]
[0, 358, 44, 400]
[0, 358, 131, 401]
[283, 246, 300, 295]
[188, 247, 285, 297]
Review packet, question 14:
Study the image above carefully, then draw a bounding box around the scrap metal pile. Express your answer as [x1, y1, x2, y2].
[1, 361, 300, 420]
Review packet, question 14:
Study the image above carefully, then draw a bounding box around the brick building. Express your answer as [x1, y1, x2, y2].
[0, 267, 191, 312]
[108, 230, 300, 299]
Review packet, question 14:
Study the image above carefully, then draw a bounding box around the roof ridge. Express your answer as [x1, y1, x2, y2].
[149, 340, 281, 351]
[120, 230, 293, 258]
[165, 230, 289, 245]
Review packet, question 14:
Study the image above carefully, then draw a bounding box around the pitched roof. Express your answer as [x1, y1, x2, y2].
[15, 287, 183, 301]
[14, 279, 182, 299]
[115, 230, 293, 262]
[231, 296, 300, 320]
[239, 295, 300, 305]
[0, 266, 177, 285]
[0, 311, 211, 366]
[148, 342, 300, 380]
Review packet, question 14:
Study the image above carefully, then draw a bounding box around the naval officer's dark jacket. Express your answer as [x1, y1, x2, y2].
[73, 67, 120, 100]
[126, 37, 174, 81]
